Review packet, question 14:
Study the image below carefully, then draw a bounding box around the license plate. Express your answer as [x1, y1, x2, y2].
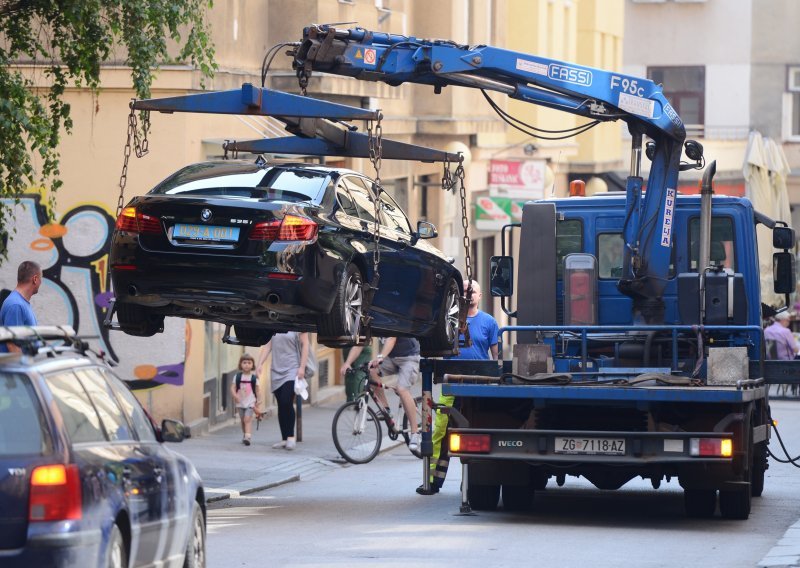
[555, 437, 625, 455]
[173, 224, 240, 242]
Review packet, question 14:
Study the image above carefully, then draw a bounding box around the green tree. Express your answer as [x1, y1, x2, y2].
[0, 0, 216, 254]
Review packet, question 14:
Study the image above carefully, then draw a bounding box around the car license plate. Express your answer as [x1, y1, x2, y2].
[554, 437, 625, 455]
[173, 224, 240, 242]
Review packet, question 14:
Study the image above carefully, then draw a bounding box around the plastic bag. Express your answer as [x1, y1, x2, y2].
[294, 377, 309, 400]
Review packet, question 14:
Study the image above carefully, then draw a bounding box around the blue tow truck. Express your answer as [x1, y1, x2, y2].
[123, 24, 799, 519]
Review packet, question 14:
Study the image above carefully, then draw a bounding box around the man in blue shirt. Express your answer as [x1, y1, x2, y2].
[418, 279, 499, 495]
[0, 261, 42, 353]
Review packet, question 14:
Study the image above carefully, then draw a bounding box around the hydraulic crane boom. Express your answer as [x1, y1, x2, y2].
[292, 24, 694, 322]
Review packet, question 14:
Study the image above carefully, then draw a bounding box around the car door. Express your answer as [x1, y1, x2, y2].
[72, 368, 167, 567]
[344, 176, 417, 329]
[102, 368, 188, 565]
[376, 188, 440, 326]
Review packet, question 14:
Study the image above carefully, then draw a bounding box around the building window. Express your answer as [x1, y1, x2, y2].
[784, 66, 800, 141]
[648, 66, 705, 135]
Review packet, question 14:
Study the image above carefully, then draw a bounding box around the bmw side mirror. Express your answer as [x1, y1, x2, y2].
[490, 256, 514, 297]
[161, 419, 186, 443]
[416, 221, 438, 239]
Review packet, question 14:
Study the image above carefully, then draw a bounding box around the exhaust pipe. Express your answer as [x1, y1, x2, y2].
[268, 311, 279, 321]
[267, 293, 281, 305]
[128, 285, 138, 296]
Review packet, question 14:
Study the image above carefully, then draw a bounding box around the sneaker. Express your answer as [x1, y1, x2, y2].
[271, 440, 286, 449]
[243, 437, 251, 446]
[416, 484, 440, 495]
[285, 438, 296, 451]
[408, 432, 421, 452]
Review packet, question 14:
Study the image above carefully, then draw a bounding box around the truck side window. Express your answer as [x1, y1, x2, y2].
[556, 219, 582, 279]
[689, 217, 735, 272]
[598, 233, 624, 279]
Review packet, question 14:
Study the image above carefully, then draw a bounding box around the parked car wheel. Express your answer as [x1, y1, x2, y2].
[117, 301, 164, 337]
[233, 325, 275, 347]
[106, 523, 127, 568]
[183, 501, 206, 568]
[420, 278, 460, 356]
[318, 264, 363, 343]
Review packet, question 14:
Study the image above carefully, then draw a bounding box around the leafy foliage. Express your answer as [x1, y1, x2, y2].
[0, 0, 216, 254]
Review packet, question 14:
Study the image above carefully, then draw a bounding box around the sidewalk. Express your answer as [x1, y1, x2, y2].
[172, 395, 405, 503]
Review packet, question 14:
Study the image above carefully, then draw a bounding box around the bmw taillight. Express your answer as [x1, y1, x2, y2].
[115, 207, 161, 235]
[250, 215, 318, 242]
[29, 464, 82, 521]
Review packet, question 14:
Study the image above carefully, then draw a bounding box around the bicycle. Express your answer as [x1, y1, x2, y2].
[332, 362, 423, 464]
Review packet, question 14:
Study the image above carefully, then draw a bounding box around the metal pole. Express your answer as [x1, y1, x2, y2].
[420, 359, 433, 492]
[295, 396, 303, 443]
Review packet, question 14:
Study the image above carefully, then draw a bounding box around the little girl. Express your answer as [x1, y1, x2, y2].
[231, 353, 259, 446]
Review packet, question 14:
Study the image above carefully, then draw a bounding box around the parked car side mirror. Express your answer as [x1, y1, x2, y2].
[161, 419, 186, 443]
[490, 256, 514, 297]
[774, 251, 796, 295]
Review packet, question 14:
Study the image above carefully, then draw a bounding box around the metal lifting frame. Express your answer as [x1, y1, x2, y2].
[131, 83, 463, 163]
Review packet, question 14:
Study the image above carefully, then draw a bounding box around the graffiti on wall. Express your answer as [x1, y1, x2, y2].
[1, 195, 186, 390]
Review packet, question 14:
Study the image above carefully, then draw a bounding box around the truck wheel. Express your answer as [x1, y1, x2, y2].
[117, 302, 164, 337]
[683, 489, 717, 518]
[719, 487, 751, 520]
[318, 264, 362, 343]
[502, 484, 535, 512]
[420, 278, 460, 356]
[468, 483, 500, 511]
[751, 442, 767, 497]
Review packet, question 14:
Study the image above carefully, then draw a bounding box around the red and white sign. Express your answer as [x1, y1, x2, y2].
[364, 48, 377, 65]
[488, 159, 547, 199]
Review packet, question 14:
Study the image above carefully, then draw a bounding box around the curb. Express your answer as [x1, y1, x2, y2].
[205, 436, 409, 504]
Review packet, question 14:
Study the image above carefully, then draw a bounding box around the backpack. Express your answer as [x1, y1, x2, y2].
[235, 372, 258, 393]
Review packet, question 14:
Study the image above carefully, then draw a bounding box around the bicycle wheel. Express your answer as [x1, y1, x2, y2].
[332, 400, 382, 464]
[400, 396, 423, 459]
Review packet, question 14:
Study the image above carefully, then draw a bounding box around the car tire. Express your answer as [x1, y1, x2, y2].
[233, 325, 275, 347]
[106, 523, 128, 568]
[420, 278, 460, 356]
[117, 301, 164, 337]
[318, 264, 362, 343]
[183, 501, 206, 568]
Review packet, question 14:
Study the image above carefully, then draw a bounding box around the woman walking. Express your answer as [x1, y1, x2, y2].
[257, 332, 310, 450]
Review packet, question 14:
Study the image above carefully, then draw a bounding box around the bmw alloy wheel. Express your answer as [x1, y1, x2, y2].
[344, 273, 363, 339]
[444, 283, 460, 344]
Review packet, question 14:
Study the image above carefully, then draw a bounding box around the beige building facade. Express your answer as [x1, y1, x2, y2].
[1, 0, 624, 430]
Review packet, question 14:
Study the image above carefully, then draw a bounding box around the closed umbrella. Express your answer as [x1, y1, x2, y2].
[743, 131, 782, 307]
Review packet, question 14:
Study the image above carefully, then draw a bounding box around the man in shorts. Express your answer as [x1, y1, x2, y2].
[369, 337, 421, 452]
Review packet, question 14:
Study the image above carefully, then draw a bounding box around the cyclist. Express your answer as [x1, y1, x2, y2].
[367, 337, 422, 452]
[418, 279, 499, 495]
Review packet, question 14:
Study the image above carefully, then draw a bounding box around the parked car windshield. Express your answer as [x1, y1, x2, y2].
[150, 162, 329, 202]
[0, 372, 51, 456]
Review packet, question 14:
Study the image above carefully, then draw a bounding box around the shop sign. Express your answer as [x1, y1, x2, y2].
[488, 159, 546, 199]
[475, 195, 527, 231]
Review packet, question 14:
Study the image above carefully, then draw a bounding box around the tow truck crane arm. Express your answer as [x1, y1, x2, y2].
[292, 24, 693, 322]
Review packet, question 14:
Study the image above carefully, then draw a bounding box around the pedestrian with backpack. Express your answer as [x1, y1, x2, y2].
[231, 353, 260, 446]
[257, 332, 311, 450]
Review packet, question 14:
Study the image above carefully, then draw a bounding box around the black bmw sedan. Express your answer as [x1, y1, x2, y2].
[109, 160, 462, 354]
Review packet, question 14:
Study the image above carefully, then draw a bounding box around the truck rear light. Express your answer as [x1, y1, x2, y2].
[449, 433, 491, 454]
[250, 215, 318, 242]
[689, 438, 732, 457]
[29, 464, 82, 521]
[115, 207, 161, 235]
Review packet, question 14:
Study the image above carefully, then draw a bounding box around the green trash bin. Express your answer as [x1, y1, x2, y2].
[344, 345, 372, 402]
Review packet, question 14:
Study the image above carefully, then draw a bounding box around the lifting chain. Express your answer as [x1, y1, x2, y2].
[360, 114, 384, 340]
[442, 157, 473, 345]
[116, 103, 150, 218]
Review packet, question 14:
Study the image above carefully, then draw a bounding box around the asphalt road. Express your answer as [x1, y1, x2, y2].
[205, 400, 800, 568]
